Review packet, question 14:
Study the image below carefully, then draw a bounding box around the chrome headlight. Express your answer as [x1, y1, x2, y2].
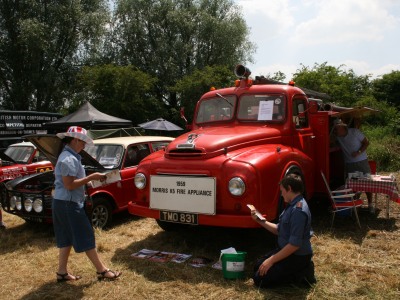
[24, 198, 33, 212]
[15, 196, 22, 210]
[228, 177, 246, 196]
[10, 195, 17, 209]
[134, 173, 147, 190]
[33, 198, 43, 213]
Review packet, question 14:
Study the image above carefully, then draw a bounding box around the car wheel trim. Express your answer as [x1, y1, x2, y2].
[91, 205, 109, 228]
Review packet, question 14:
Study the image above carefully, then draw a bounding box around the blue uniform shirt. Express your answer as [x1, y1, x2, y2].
[54, 145, 86, 205]
[277, 195, 313, 256]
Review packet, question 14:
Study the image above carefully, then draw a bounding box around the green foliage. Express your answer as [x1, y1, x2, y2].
[356, 96, 400, 134]
[269, 71, 287, 82]
[73, 65, 161, 126]
[293, 62, 372, 107]
[110, 0, 255, 111]
[365, 126, 400, 171]
[172, 65, 235, 123]
[372, 70, 400, 109]
[0, 0, 109, 111]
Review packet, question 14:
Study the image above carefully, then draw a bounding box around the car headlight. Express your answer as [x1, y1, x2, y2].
[33, 198, 43, 213]
[24, 198, 33, 212]
[15, 196, 22, 210]
[228, 177, 246, 196]
[10, 195, 17, 209]
[134, 173, 146, 190]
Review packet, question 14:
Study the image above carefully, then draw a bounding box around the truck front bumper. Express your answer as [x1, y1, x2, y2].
[128, 201, 261, 228]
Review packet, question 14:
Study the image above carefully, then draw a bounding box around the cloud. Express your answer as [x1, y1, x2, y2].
[236, 0, 295, 39]
[339, 60, 400, 78]
[291, 0, 399, 45]
[235, 0, 400, 78]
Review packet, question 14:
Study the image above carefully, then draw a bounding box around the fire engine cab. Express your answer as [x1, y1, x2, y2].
[128, 65, 375, 230]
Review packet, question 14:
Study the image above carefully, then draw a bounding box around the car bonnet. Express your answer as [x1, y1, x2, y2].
[23, 134, 105, 169]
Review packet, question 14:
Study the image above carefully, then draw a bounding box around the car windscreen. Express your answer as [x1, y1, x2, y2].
[4, 146, 35, 163]
[85, 144, 124, 169]
[151, 141, 171, 151]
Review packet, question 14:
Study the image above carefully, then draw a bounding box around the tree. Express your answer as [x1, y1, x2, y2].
[293, 62, 372, 107]
[72, 64, 161, 126]
[109, 0, 255, 119]
[0, 0, 109, 111]
[372, 70, 400, 109]
[172, 65, 235, 124]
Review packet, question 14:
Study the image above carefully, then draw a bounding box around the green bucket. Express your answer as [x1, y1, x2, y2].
[221, 251, 247, 279]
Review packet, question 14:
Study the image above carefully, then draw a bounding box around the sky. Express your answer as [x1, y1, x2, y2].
[235, 0, 400, 80]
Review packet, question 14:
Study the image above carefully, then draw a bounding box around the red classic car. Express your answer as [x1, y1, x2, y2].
[1, 135, 173, 228]
[0, 141, 53, 181]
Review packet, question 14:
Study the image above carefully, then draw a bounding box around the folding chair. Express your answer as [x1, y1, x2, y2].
[320, 171, 363, 229]
[368, 160, 378, 209]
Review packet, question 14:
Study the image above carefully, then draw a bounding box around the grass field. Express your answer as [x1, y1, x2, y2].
[1, 175, 399, 300]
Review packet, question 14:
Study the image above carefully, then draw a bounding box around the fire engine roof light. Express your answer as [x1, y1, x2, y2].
[289, 80, 295, 86]
[210, 86, 216, 91]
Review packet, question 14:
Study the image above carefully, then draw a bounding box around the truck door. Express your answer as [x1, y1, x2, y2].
[292, 96, 316, 161]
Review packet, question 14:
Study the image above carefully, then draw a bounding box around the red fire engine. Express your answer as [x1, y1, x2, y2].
[128, 65, 374, 230]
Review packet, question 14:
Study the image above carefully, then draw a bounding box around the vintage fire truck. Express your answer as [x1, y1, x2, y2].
[128, 65, 374, 230]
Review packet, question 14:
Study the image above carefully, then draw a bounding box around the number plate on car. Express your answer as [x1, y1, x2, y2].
[159, 210, 198, 225]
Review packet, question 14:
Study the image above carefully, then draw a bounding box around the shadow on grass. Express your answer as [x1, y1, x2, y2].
[309, 196, 398, 244]
[100, 210, 142, 231]
[19, 281, 95, 300]
[0, 210, 141, 255]
[0, 220, 54, 254]
[112, 224, 314, 299]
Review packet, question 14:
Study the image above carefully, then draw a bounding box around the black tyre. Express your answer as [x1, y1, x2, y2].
[91, 198, 112, 229]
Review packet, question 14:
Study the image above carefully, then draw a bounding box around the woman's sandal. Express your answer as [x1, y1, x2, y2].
[56, 272, 82, 282]
[97, 269, 122, 281]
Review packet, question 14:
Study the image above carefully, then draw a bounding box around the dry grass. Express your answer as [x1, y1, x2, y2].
[1, 173, 400, 300]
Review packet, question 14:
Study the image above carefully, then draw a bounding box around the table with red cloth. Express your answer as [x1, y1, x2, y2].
[346, 175, 400, 218]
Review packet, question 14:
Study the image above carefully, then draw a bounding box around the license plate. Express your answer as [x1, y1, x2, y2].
[159, 210, 198, 225]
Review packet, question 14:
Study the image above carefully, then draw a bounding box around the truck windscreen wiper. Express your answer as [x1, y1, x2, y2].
[216, 93, 233, 107]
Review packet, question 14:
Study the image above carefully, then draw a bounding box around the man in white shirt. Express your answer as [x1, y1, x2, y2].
[334, 119, 373, 213]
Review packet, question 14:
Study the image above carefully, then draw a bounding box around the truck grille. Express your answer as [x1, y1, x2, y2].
[167, 149, 204, 157]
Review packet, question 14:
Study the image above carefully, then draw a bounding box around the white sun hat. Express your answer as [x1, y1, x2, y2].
[333, 118, 347, 128]
[56, 126, 93, 145]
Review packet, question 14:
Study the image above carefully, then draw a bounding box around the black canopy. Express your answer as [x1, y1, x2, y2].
[44, 102, 132, 130]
